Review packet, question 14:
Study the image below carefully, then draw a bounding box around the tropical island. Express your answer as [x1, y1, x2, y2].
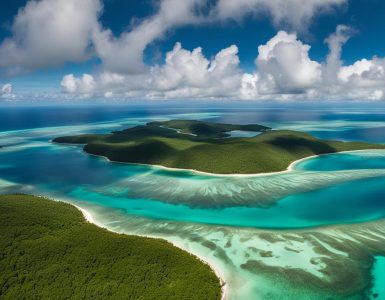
[54, 120, 385, 174]
[0, 194, 221, 300]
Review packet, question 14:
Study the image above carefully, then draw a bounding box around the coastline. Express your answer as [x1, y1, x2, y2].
[80, 147, 385, 178]
[70, 201, 228, 300]
[34, 146, 385, 300]
[63, 194, 385, 300]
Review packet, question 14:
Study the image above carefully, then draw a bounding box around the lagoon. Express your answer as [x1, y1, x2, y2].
[2, 103, 385, 299]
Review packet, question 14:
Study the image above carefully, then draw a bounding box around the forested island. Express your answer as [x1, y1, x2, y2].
[54, 120, 385, 174]
[0, 194, 221, 300]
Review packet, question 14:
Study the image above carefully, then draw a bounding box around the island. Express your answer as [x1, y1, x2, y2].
[0, 194, 221, 300]
[53, 120, 385, 174]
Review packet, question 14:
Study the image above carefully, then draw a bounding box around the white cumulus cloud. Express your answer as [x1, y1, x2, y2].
[0, 0, 101, 76]
[257, 31, 322, 92]
[241, 31, 322, 97]
[339, 58, 385, 87]
[92, 0, 204, 74]
[323, 25, 354, 84]
[1, 83, 15, 99]
[2, 0, 385, 102]
[0, 0, 347, 77]
[61, 74, 96, 94]
[91, 0, 347, 74]
[2, 84, 12, 94]
[59, 25, 385, 101]
[150, 43, 241, 94]
[61, 43, 242, 99]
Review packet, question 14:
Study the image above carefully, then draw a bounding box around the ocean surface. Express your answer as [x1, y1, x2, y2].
[1, 102, 385, 299]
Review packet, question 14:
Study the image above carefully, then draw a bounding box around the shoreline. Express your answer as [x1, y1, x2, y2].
[71, 201, 228, 300]
[64, 195, 385, 300]
[78, 146, 385, 178]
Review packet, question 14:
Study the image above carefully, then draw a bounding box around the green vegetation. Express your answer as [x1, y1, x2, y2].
[0, 194, 221, 300]
[53, 119, 385, 174]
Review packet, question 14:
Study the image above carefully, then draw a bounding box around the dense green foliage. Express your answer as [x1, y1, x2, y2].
[0, 195, 221, 300]
[53, 120, 385, 174]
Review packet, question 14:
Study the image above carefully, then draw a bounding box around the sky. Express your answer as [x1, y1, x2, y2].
[0, 0, 385, 102]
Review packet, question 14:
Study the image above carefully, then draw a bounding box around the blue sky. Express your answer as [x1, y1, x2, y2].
[0, 0, 385, 101]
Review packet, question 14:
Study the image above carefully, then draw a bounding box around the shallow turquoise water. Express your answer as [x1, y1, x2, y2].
[295, 151, 385, 171]
[1, 119, 385, 229]
[66, 174, 385, 229]
[2, 107, 385, 229]
[370, 256, 385, 299]
[2, 106, 385, 299]
[227, 130, 261, 138]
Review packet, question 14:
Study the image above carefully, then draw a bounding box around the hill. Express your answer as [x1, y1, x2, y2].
[53, 120, 385, 174]
[0, 194, 221, 300]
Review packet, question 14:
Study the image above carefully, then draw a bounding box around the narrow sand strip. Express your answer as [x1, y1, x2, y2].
[83, 148, 385, 178]
[72, 202, 228, 300]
